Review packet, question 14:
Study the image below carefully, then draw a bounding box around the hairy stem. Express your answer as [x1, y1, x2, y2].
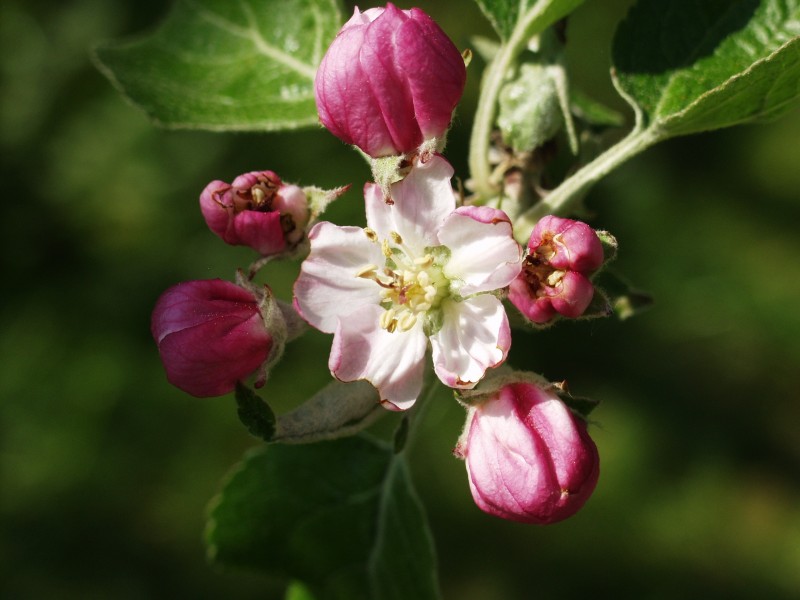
[512, 125, 663, 242]
[468, 3, 567, 199]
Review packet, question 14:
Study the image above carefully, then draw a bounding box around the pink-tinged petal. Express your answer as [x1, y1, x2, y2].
[465, 389, 560, 521]
[329, 304, 427, 410]
[430, 295, 510, 389]
[547, 271, 595, 318]
[315, 25, 397, 156]
[397, 8, 466, 141]
[365, 154, 455, 250]
[360, 4, 423, 153]
[439, 206, 522, 296]
[507, 276, 557, 324]
[231, 210, 286, 256]
[199, 180, 234, 241]
[531, 216, 603, 273]
[293, 222, 384, 333]
[151, 280, 272, 398]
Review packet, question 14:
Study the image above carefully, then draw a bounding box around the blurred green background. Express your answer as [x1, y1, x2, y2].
[2, 0, 800, 598]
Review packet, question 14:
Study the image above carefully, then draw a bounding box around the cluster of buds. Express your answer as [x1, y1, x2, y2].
[153, 172, 312, 396]
[509, 216, 604, 324]
[151, 3, 604, 526]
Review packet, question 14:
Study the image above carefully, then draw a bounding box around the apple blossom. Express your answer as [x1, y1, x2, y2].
[314, 3, 467, 158]
[455, 379, 599, 524]
[293, 155, 522, 410]
[200, 171, 309, 256]
[151, 279, 273, 397]
[508, 216, 603, 324]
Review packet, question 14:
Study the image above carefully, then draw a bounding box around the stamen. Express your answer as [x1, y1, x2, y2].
[386, 319, 398, 333]
[382, 239, 392, 258]
[364, 228, 378, 242]
[252, 186, 266, 207]
[414, 254, 433, 267]
[390, 231, 403, 245]
[380, 308, 395, 330]
[355, 264, 378, 278]
[399, 313, 417, 331]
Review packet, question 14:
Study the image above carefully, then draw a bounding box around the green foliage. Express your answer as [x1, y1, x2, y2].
[235, 382, 277, 441]
[206, 436, 440, 600]
[473, 0, 584, 40]
[93, 0, 343, 130]
[613, 0, 800, 135]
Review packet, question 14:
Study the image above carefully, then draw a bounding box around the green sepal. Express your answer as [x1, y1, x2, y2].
[593, 270, 654, 321]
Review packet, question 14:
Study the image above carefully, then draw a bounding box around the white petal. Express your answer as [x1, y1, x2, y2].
[439, 206, 522, 296]
[430, 295, 510, 388]
[294, 222, 384, 333]
[365, 154, 455, 252]
[329, 304, 428, 410]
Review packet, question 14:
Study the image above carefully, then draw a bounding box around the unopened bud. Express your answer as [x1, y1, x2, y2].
[456, 380, 599, 524]
[314, 3, 466, 158]
[151, 279, 272, 397]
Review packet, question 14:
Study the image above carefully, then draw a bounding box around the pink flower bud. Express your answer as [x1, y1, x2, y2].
[508, 216, 603, 324]
[151, 279, 272, 397]
[456, 381, 599, 524]
[314, 3, 467, 157]
[200, 171, 309, 256]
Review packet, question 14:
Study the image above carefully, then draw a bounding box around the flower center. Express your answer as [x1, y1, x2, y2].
[522, 237, 565, 297]
[356, 229, 449, 333]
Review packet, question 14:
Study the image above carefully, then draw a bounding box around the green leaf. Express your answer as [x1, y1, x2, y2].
[570, 89, 625, 128]
[206, 436, 440, 600]
[94, 0, 343, 130]
[473, 0, 584, 41]
[613, 0, 800, 136]
[235, 382, 276, 441]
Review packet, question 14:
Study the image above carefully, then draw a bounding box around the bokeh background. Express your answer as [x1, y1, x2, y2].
[2, 0, 800, 597]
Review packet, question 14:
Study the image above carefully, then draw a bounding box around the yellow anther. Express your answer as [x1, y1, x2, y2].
[380, 308, 396, 330]
[386, 319, 398, 333]
[382, 239, 392, 258]
[399, 313, 417, 331]
[390, 231, 403, 245]
[364, 227, 378, 242]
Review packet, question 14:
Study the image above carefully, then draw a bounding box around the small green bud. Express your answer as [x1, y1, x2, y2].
[497, 64, 563, 152]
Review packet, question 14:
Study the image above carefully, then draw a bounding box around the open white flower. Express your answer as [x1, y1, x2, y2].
[293, 155, 522, 410]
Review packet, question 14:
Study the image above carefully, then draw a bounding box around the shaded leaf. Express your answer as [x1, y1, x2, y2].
[206, 436, 440, 600]
[613, 0, 800, 135]
[235, 382, 276, 441]
[94, 0, 343, 130]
